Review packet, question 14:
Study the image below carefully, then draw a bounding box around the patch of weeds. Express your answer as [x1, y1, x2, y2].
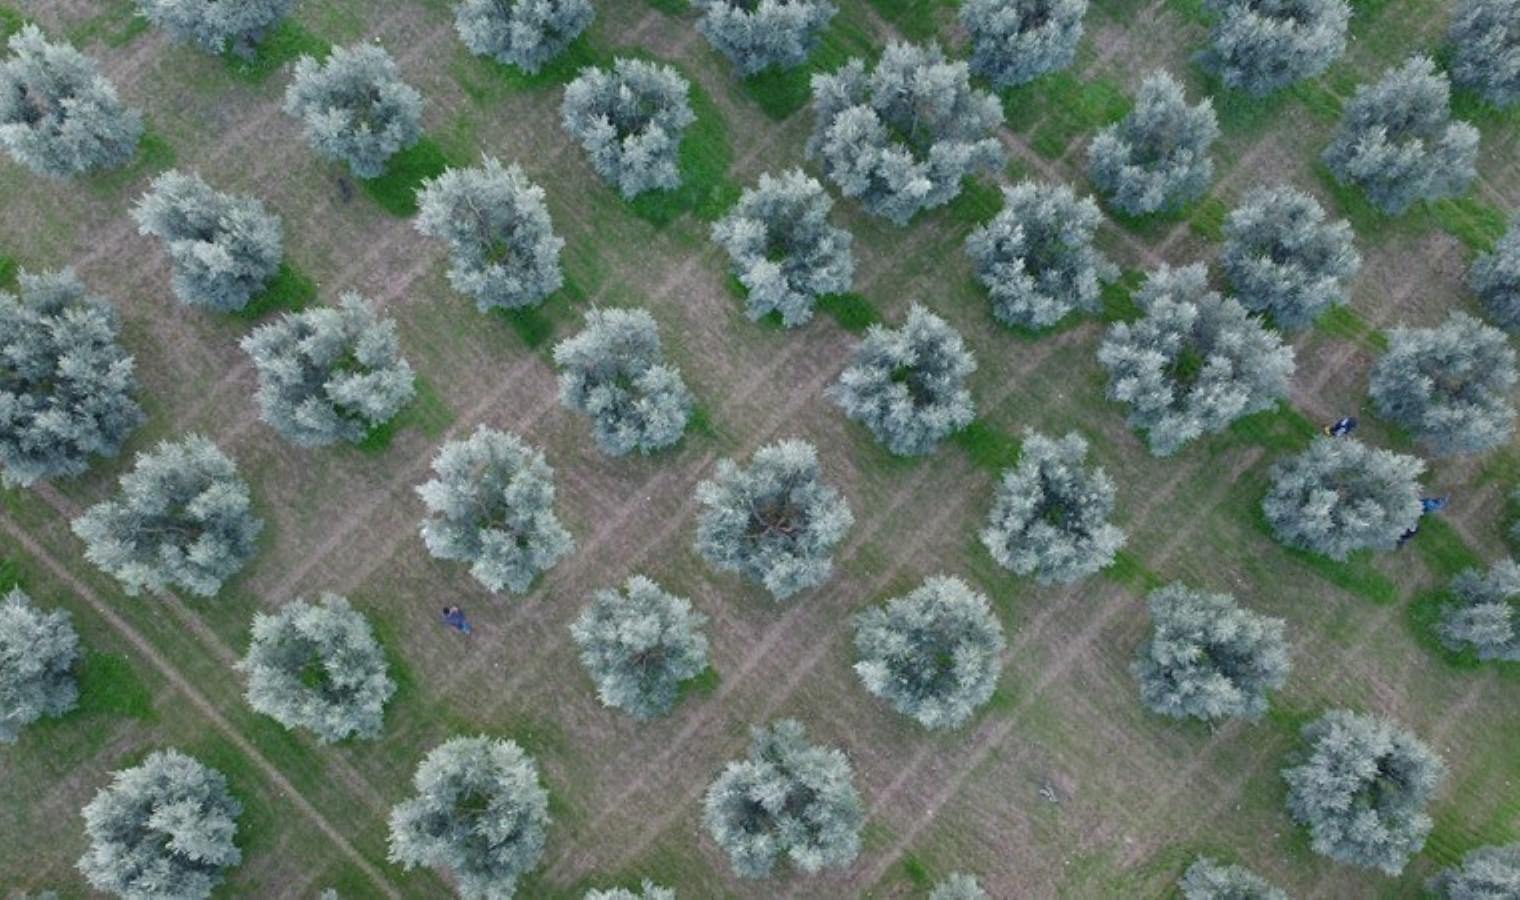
[1165, 0, 1209, 24]
[224, 18, 331, 82]
[358, 137, 453, 217]
[1285, 545, 1398, 605]
[954, 420, 1022, 472]
[1288, 80, 1342, 122]
[477, 35, 601, 92]
[941, 177, 1004, 229]
[73, 651, 156, 720]
[0, 255, 17, 291]
[0, 5, 23, 40]
[0, 557, 18, 591]
[1003, 71, 1130, 160]
[1103, 549, 1166, 592]
[645, 0, 687, 13]
[1224, 405, 1317, 453]
[739, 17, 876, 120]
[817, 293, 880, 333]
[1097, 269, 1145, 323]
[865, 0, 956, 40]
[68, 1, 149, 48]
[900, 853, 933, 887]
[1311, 304, 1373, 343]
[356, 376, 453, 453]
[1411, 517, 1483, 580]
[496, 305, 555, 349]
[1187, 195, 1229, 241]
[1426, 195, 1508, 254]
[233, 262, 317, 321]
[677, 666, 720, 701]
[627, 77, 740, 225]
[89, 128, 177, 194]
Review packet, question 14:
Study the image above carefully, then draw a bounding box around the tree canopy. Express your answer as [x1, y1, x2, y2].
[1178, 857, 1287, 900]
[694, 0, 837, 76]
[1220, 185, 1360, 330]
[1437, 558, 1520, 662]
[570, 575, 709, 720]
[283, 43, 424, 178]
[561, 58, 694, 199]
[0, 587, 79, 744]
[961, 0, 1087, 89]
[552, 307, 693, 456]
[1088, 71, 1218, 216]
[138, 0, 293, 55]
[930, 872, 990, 900]
[452, 0, 594, 74]
[1262, 436, 1424, 559]
[1202, 0, 1349, 96]
[1429, 843, 1520, 899]
[1449, 0, 1520, 109]
[1470, 216, 1520, 331]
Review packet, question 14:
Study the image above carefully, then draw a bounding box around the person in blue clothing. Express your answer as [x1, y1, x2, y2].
[441, 605, 471, 635]
[1323, 416, 1357, 438]
[1420, 496, 1448, 514]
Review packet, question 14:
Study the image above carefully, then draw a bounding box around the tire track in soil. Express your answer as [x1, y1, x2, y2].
[0, 512, 401, 900]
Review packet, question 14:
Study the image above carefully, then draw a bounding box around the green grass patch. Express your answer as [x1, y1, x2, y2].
[224, 18, 331, 82]
[1405, 588, 1482, 670]
[0, 557, 19, 590]
[1103, 549, 1167, 593]
[1288, 80, 1342, 122]
[72, 651, 156, 720]
[900, 853, 933, 887]
[476, 35, 601, 92]
[1411, 516, 1484, 580]
[626, 78, 740, 225]
[498, 306, 556, 348]
[817, 293, 881, 333]
[90, 128, 177, 194]
[356, 376, 453, 453]
[645, 0, 687, 13]
[1164, 0, 1209, 24]
[234, 262, 318, 321]
[1311, 304, 1372, 342]
[358, 137, 453, 217]
[1224, 405, 1317, 453]
[678, 666, 720, 701]
[738, 17, 874, 120]
[1187, 195, 1229, 241]
[686, 403, 719, 441]
[0, 255, 16, 291]
[941, 177, 1004, 229]
[1003, 72, 1131, 161]
[1427, 196, 1509, 254]
[864, 0, 955, 40]
[953, 420, 1022, 473]
[0, 5, 23, 40]
[1312, 162, 1430, 245]
[1286, 546, 1399, 605]
[1098, 269, 1145, 323]
[68, 1, 149, 48]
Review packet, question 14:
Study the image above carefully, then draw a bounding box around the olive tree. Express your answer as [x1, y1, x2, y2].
[283, 44, 423, 178]
[561, 58, 694, 199]
[241, 294, 416, 448]
[453, 0, 594, 74]
[137, 0, 292, 56]
[1430, 844, 1520, 899]
[1132, 583, 1289, 723]
[807, 42, 1004, 225]
[694, 0, 837, 76]
[570, 575, 709, 720]
[77, 750, 242, 900]
[1097, 264, 1295, 456]
[1449, 0, 1520, 109]
[132, 169, 284, 313]
[0, 588, 79, 744]
[416, 426, 574, 594]
[702, 719, 863, 878]
[694, 439, 853, 600]
[0, 268, 142, 487]
[1283, 710, 1446, 875]
[1088, 71, 1218, 216]
[965, 180, 1117, 330]
[585, 883, 674, 900]
[853, 576, 1005, 730]
[827, 304, 976, 456]
[1220, 185, 1360, 331]
[980, 431, 1125, 584]
[72, 435, 262, 598]
[388, 736, 549, 899]
[0, 26, 142, 178]
[1263, 437, 1424, 559]
[237, 593, 395, 744]
[415, 156, 565, 312]
[1470, 218, 1520, 331]
[711, 168, 854, 328]
[1368, 311, 1516, 456]
[930, 873, 989, 900]
[1322, 57, 1478, 214]
[1437, 559, 1520, 662]
[1201, 0, 1349, 96]
[960, 0, 1087, 89]
[552, 308, 693, 456]
[1179, 857, 1287, 900]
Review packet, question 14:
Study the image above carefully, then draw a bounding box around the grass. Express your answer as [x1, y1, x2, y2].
[233, 262, 319, 321]
[224, 18, 332, 82]
[1103, 549, 1167, 593]
[72, 651, 156, 720]
[901, 853, 933, 888]
[498, 306, 556, 348]
[1223, 405, 1318, 453]
[0, 4, 22, 39]
[953, 420, 1022, 473]
[89, 128, 178, 194]
[1426, 196, 1509, 254]
[864, 0, 956, 41]
[644, 0, 687, 13]
[940, 178, 1005, 229]
[355, 376, 453, 453]
[0, 254, 16, 291]
[817, 292, 881, 333]
[737, 17, 876, 120]
[472, 35, 602, 92]
[1410, 517, 1484, 581]
[358, 137, 454, 217]
[1097, 269, 1145, 323]
[1187, 195, 1229, 241]
[66, 1, 148, 47]
[677, 666, 720, 701]
[1002, 72, 1131, 161]
[626, 77, 740, 225]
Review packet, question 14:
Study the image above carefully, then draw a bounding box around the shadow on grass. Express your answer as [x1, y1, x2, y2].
[358, 137, 453, 217]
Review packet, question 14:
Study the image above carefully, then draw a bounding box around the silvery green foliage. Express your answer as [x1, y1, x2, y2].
[240, 294, 416, 448]
[1283, 710, 1446, 875]
[1263, 437, 1423, 558]
[694, 439, 853, 601]
[1322, 57, 1479, 214]
[452, 0, 594, 74]
[960, 0, 1086, 88]
[1097, 264, 1295, 456]
[1449, 0, 1520, 108]
[236, 593, 395, 744]
[930, 872, 989, 900]
[137, 0, 292, 55]
[561, 58, 694, 199]
[853, 576, 1005, 730]
[1471, 219, 1520, 331]
[1368, 311, 1516, 456]
[827, 304, 977, 456]
[552, 308, 693, 456]
[72, 436, 262, 598]
[1132, 583, 1289, 723]
[979, 431, 1124, 584]
[387, 736, 549, 899]
[1429, 843, 1520, 899]
[1178, 857, 1287, 900]
[1220, 185, 1360, 331]
[132, 169, 284, 313]
[1201, 0, 1349, 96]
[0, 269, 142, 487]
[0, 588, 79, 744]
[694, 0, 836, 76]
[702, 719, 863, 878]
[77, 750, 242, 900]
[711, 168, 854, 328]
[1087, 71, 1218, 216]
[414, 156, 565, 312]
[416, 426, 574, 594]
[1437, 559, 1520, 662]
[584, 882, 674, 900]
[964, 180, 1116, 330]
[0, 26, 142, 178]
[283, 44, 423, 179]
[570, 575, 709, 720]
[807, 42, 1005, 225]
